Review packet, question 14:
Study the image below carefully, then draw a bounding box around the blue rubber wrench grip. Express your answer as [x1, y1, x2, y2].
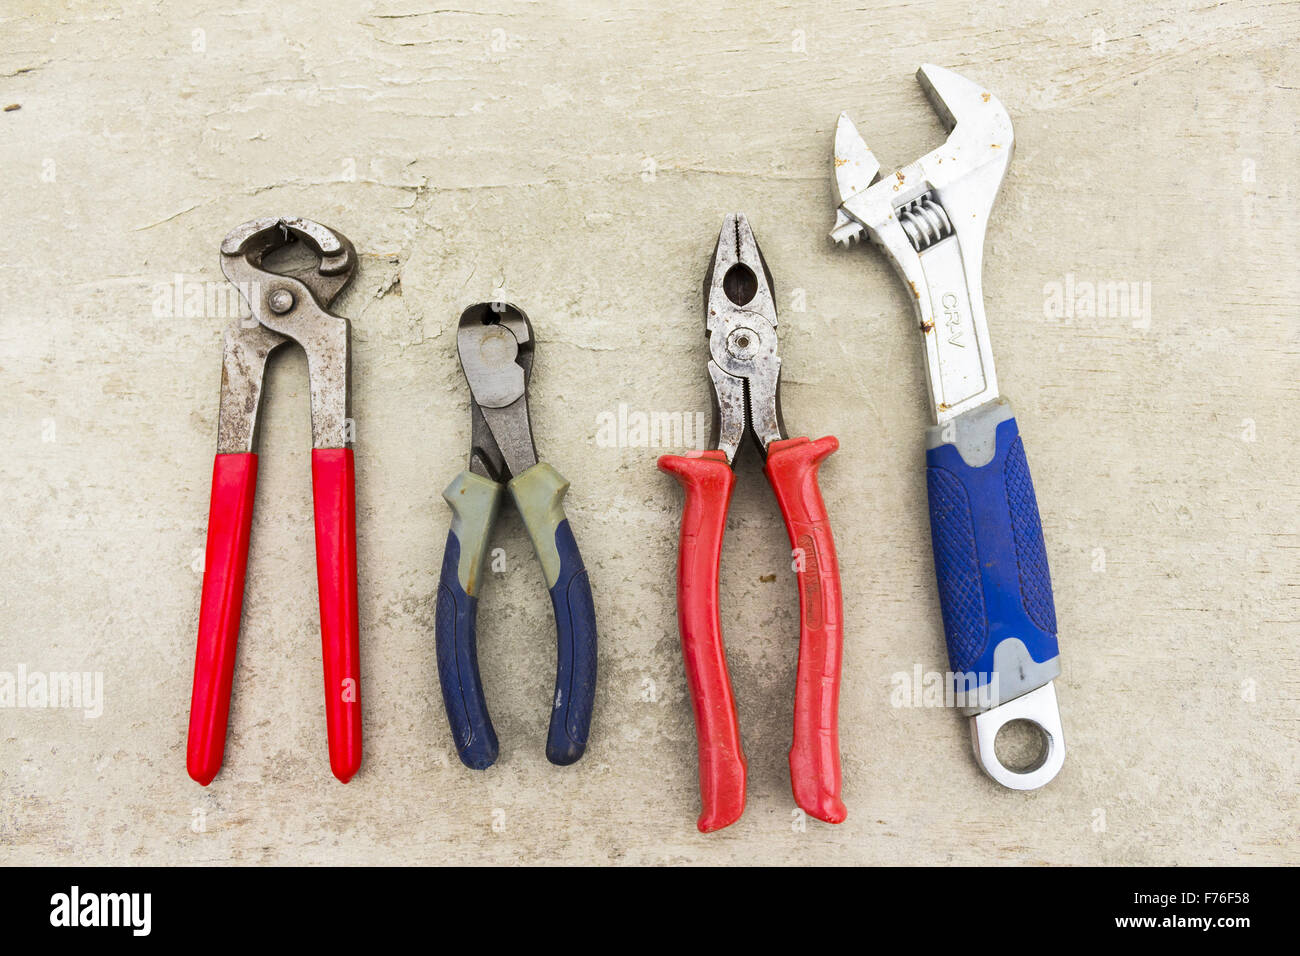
[436, 471, 503, 769]
[925, 401, 1060, 709]
[508, 463, 597, 766]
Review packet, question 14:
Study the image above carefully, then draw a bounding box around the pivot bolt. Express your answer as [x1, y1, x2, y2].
[268, 288, 295, 314]
[726, 326, 760, 361]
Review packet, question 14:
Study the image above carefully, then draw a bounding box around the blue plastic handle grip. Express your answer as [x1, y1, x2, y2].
[544, 520, 597, 765]
[926, 413, 1059, 699]
[435, 529, 499, 769]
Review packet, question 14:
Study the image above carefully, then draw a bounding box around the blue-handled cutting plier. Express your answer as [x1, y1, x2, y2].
[436, 302, 598, 770]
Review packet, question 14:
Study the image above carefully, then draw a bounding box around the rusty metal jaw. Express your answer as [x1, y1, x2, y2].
[703, 214, 786, 465]
[214, 218, 357, 453]
[706, 339, 784, 467]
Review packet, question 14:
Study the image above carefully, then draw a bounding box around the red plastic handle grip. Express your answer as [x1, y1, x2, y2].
[764, 436, 847, 824]
[311, 448, 362, 783]
[188, 453, 258, 786]
[657, 451, 746, 833]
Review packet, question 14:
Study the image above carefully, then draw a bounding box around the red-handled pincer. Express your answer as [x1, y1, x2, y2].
[188, 217, 361, 785]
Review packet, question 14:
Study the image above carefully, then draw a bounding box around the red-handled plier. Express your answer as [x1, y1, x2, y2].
[187, 217, 361, 785]
[659, 214, 846, 832]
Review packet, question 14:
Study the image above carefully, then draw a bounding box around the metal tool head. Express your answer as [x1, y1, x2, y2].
[457, 302, 539, 483]
[831, 67, 1013, 424]
[703, 213, 786, 466]
[831, 64, 1014, 247]
[220, 216, 356, 308]
[215, 217, 357, 453]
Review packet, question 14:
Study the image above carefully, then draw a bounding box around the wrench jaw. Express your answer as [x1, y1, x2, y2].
[833, 67, 1013, 423]
[830, 112, 881, 247]
[915, 64, 1013, 153]
[833, 66, 1013, 256]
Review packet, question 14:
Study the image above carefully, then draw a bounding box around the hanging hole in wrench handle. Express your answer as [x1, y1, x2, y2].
[763, 436, 847, 825]
[657, 451, 747, 833]
[310, 448, 362, 783]
[187, 452, 259, 786]
[507, 463, 598, 767]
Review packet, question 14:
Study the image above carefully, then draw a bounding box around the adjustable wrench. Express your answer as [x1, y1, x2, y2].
[831, 66, 1066, 789]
